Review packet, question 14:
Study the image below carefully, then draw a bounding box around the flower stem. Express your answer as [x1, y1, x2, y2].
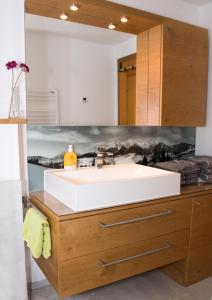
[8, 70, 15, 118]
[8, 70, 23, 118]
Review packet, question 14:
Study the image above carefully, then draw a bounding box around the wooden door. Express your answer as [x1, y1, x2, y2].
[118, 54, 136, 125]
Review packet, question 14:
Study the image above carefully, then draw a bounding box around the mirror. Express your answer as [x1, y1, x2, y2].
[25, 14, 136, 126]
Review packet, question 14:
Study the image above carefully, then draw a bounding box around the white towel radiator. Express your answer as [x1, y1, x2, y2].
[26, 89, 60, 125]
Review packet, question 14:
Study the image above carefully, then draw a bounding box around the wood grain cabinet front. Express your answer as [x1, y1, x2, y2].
[31, 185, 212, 297]
[136, 20, 208, 127]
[31, 193, 195, 298]
[58, 198, 192, 260]
[59, 230, 189, 298]
[162, 193, 212, 286]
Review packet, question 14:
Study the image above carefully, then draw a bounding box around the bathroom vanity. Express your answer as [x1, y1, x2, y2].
[30, 183, 212, 298]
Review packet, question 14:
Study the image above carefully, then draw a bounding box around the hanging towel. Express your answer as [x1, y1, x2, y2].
[22, 208, 51, 259]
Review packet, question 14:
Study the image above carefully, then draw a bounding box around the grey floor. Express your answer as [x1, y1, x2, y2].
[31, 270, 212, 300]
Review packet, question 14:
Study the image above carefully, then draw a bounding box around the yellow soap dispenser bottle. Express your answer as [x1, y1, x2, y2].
[64, 145, 77, 170]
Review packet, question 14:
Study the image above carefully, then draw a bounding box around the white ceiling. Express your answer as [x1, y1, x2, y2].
[181, 0, 212, 6]
[25, 14, 134, 46]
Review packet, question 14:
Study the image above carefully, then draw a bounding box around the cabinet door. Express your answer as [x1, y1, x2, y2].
[162, 193, 212, 286]
[136, 21, 208, 127]
[136, 25, 162, 126]
[186, 194, 212, 285]
[161, 21, 208, 126]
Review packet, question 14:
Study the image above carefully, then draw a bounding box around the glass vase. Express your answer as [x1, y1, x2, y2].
[8, 86, 24, 119]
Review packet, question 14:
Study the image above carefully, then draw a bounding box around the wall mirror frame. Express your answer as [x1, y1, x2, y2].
[25, 0, 208, 127]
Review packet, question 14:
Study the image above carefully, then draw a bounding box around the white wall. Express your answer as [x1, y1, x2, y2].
[26, 31, 117, 125]
[115, 36, 137, 59]
[0, 0, 26, 118]
[25, 31, 48, 91]
[196, 3, 212, 155]
[0, 0, 28, 299]
[0, 126, 20, 181]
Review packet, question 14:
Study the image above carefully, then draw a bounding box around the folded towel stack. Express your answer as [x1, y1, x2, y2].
[185, 156, 212, 183]
[155, 160, 200, 186]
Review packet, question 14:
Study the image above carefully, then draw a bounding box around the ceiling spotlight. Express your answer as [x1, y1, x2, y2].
[60, 12, 68, 20]
[70, 3, 79, 11]
[121, 16, 128, 23]
[108, 23, 116, 30]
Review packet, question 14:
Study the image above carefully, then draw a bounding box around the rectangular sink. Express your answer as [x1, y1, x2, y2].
[44, 164, 181, 212]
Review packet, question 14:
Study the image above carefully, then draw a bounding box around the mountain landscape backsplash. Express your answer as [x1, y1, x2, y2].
[27, 126, 196, 191]
[28, 142, 195, 169]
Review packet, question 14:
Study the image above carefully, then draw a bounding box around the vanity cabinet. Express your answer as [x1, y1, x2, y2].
[162, 193, 212, 285]
[30, 185, 212, 298]
[30, 192, 191, 298]
[136, 20, 208, 126]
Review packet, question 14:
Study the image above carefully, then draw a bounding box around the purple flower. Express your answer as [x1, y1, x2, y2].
[6, 61, 30, 73]
[6, 61, 18, 70]
[20, 63, 30, 73]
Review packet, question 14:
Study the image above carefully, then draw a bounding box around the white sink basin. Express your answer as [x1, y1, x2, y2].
[44, 164, 180, 212]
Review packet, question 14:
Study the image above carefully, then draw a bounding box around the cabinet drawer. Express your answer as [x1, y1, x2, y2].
[59, 230, 189, 297]
[59, 198, 191, 260]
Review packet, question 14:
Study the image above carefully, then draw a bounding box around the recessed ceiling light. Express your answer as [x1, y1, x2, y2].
[70, 3, 79, 11]
[121, 16, 128, 23]
[108, 23, 116, 30]
[60, 12, 68, 20]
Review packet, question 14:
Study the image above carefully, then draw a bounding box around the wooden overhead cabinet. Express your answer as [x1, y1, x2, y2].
[136, 20, 209, 126]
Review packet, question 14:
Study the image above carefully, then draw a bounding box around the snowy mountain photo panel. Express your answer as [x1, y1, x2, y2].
[27, 126, 196, 191]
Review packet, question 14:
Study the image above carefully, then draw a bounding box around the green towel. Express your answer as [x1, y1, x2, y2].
[22, 208, 51, 259]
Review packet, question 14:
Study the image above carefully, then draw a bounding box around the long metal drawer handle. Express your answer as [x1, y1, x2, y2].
[99, 209, 174, 229]
[99, 241, 172, 268]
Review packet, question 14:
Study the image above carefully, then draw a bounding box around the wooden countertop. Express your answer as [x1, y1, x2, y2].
[30, 182, 212, 221]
